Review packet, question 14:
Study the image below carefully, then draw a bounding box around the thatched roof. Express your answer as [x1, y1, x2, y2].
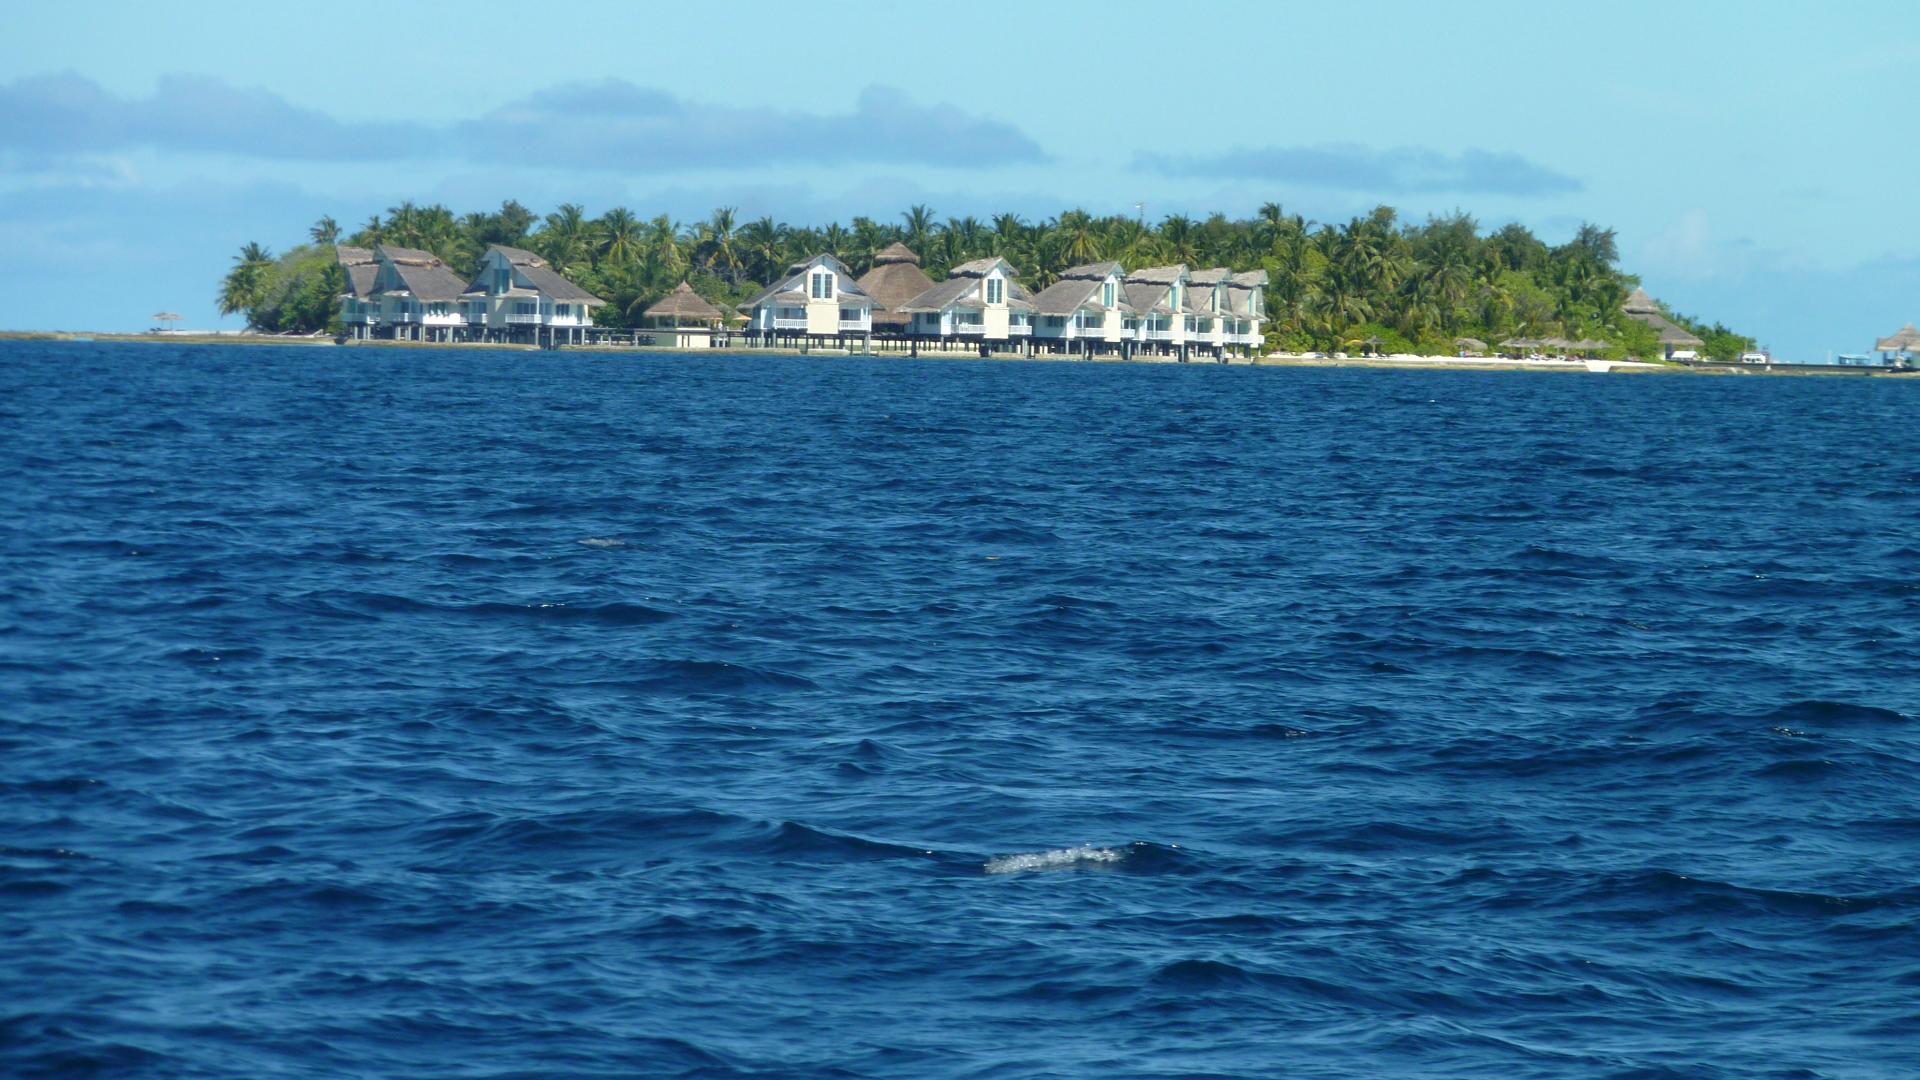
[336, 245, 380, 298]
[1638, 313, 1704, 347]
[1623, 287, 1660, 315]
[643, 282, 727, 324]
[1876, 324, 1920, 352]
[857, 245, 935, 328]
[477, 244, 605, 305]
[1123, 265, 1193, 315]
[1454, 337, 1488, 351]
[372, 243, 468, 303]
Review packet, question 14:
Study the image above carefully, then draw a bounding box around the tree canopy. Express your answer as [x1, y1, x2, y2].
[221, 200, 1753, 359]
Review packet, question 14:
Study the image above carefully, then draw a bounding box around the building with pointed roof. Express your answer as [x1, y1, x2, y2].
[742, 254, 875, 347]
[335, 245, 381, 340]
[1226, 270, 1269, 353]
[462, 244, 607, 346]
[640, 282, 733, 349]
[1187, 268, 1234, 357]
[1030, 261, 1131, 356]
[1620, 286, 1705, 359]
[857, 244, 936, 334]
[895, 256, 1035, 347]
[1123, 265, 1196, 356]
[370, 244, 471, 342]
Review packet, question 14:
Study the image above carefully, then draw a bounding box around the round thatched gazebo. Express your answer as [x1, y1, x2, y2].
[856, 243, 935, 336]
[640, 283, 731, 348]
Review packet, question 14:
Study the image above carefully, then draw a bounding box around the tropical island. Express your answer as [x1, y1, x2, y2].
[218, 201, 1756, 361]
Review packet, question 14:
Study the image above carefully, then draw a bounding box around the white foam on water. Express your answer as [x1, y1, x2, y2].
[577, 537, 624, 548]
[983, 846, 1125, 875]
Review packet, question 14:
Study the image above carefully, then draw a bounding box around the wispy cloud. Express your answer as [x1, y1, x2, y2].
[459, 83, 1045, 169]
[0, 72, 428, 160]
[1133, 144, 1583, 197]
[0, 73, 1044, 171]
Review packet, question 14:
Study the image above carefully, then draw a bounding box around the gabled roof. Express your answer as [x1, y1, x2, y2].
[479, 244, 605, 305]
[335, 245, 379, 299]
[1123, 265, 1192, 315]
[1031, 261, 1127, 316]
[744, 253, 872, 309]
[1225, 270, 1268, 318]
[896, 264, 1037, 314]
[1187, 268, 1230, 286]
[372, 243, 469, 303]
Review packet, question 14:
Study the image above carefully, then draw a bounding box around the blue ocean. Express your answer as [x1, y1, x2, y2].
[2, 342, 1916, 1078]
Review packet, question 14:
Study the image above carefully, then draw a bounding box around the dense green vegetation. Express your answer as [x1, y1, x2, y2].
[221, 201, 1753, 359]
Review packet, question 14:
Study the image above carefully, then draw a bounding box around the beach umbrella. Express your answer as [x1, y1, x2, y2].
[151, 312, 181, 331]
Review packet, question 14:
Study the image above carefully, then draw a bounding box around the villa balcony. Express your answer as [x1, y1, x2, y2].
[839, 320, 869, 332]
[1009, 324, 1032, 336]
[772, 318, 807, 330]
[1146, 329, 1176, 342]
[954, 323, 986, 335]
[504, 314, 542, 325]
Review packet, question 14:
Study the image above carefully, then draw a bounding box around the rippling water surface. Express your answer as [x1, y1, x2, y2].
[3, 342, 1918, 1078]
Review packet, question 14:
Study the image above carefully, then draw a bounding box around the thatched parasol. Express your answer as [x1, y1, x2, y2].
[642, 282, 727, 327]
[1454, 337, 1488, 353]
[151, 312, 182, 331]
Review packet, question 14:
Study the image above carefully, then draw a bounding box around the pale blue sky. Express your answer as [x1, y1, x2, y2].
[3, 0, 1916, 359]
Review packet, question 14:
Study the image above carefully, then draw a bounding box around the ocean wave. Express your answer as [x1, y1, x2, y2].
[983, 845, 1127, 874]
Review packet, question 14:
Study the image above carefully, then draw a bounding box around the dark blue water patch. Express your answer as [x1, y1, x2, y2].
[2, 342, 1919, 1078]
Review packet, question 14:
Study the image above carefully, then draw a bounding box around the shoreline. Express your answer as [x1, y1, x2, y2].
[3, 330, 1912, 377]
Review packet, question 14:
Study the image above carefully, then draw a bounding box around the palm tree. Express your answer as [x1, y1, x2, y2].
[901, 204, 937, 255]
[598, 207, 644, 268]
[218, 242, 275, 321]
[309, 216, 340, 246]
[738, 216, 784, 284]
[695, 207, 741, 283]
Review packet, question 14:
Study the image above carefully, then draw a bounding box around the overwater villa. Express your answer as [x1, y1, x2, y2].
[741, 254, 876, 348]
[1031, 262, 1131, 356]
[1188, 269, 1232, 353]
[462, 245, 606, 346]
[639, 282, 736, 349]
[1226, 270, 1269, 350]
[369, 244, 470, 342]
[1124, 265, 1196, 357]
[1622, 287, 1705, 360]
[856, 244, 936, 337]
[333, 242, 604, 344]
[335, 245, 381, 340]
[894, 257, 1036, 351]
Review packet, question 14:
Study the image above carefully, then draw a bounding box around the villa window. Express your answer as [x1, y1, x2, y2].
[841, 307, 862, 322]
[1103, 281, 1115, 307]
[986, 278, 1004, 304]
[811, 272, 833, 299]
[555, 304, 570, 318]
[514, 301, 536, 315]
[1170, 284, 1181, 310]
